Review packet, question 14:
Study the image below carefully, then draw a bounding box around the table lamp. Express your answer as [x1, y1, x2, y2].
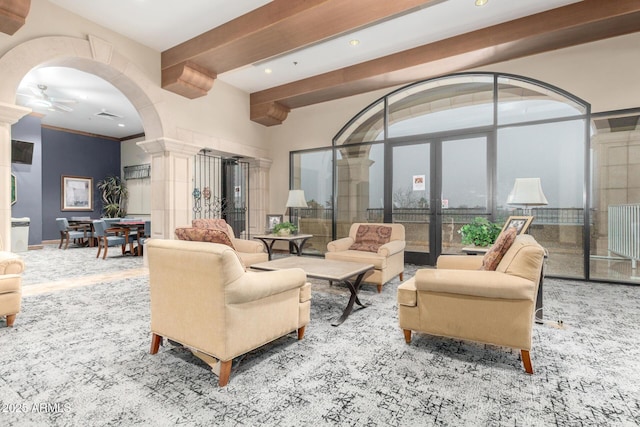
[285, 189, 308, 232]
[506, 177, 548, 216]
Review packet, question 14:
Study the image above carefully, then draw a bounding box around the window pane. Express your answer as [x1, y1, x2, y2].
[388, 75, 494, 138]
[335, 100, 385, 145]
[498, 76, 586, 125]
[292, 149, 333, 254]
[497, 120, 586, 278]
[590, 112, 640, 282]
[335, 143, 384, 238]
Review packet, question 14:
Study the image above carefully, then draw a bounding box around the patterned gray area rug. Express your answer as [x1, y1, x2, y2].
[1, 260, 640, 425]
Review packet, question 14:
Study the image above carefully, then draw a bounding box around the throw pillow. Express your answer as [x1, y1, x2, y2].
[192, 218, 228, 232]
[480, 226, 517, 271]
[175, 227, 236, 250]
[349, 225, 392, 253]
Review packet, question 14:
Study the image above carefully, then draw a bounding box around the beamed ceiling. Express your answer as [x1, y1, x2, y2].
[3, 0, 640, 129]
[159, 0, 640, 126]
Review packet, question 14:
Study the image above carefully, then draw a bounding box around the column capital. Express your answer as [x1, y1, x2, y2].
[247, 157, 273, 170]
[0, 102, 31, 124]
[137, 137, 203, 157]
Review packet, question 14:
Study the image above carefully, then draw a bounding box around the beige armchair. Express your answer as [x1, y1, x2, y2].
[398, 234, 545, 374]
[0, 237, 25, 327]
[147, 239, 311, 386]
[325, 223, 405, 292]
[191, 218, 268, 266]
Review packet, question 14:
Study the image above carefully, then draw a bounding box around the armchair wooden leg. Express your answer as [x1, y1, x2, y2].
[218, 360, 232, 387]
[297, 325, 306, 340]
[150, 333, 162, 354]
[399, 272, 404, 281]
[403, 329, 412, 344]
[6, 314, 16, 327]
[377, 284, 382, 293]
[521, 350, 533, 374]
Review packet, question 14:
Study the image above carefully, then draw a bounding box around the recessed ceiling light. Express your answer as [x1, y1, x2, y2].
[475, 0, 488, 6]
[264, 68, 272, 74]
[118, 123, 125, 127]
[349, 39, 360, 46]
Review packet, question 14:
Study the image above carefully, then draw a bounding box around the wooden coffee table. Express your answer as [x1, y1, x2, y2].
[251, 257, 374, 326]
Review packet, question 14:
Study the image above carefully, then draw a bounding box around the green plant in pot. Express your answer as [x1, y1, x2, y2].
[458, 217, 502, 247]
[272, 221, 297, 236]
[97, 175, 128, 218]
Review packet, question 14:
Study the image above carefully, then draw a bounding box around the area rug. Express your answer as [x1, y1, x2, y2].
[1, 263, 639, 425]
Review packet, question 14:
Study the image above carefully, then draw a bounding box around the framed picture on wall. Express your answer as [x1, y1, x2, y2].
[61, 175, 93, 211]
[266, 214, 283, 232]
[501, 216, 533, 235]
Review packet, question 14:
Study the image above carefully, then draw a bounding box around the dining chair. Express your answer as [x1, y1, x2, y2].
[92, 219, 130, 259]
[55, 217, 91, 249]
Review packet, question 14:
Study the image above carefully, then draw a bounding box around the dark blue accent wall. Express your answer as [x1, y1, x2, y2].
[11, 116, 122, 244]
[41, 127, 121, 241]
[11, 115, 43, 246]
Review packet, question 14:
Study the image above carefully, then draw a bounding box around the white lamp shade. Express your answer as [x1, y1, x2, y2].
[506, 178, 548, 206]
[285, 189, 308, 208]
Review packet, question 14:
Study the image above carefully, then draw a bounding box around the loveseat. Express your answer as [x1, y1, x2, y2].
[398, 233, 545, 373]
[325, 223, 405, 292]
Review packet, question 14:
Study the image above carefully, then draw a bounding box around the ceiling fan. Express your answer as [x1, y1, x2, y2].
[18, 83, 78, 112]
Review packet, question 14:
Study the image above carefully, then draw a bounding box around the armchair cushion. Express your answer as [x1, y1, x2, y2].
[175, 227, 235, 250]
[481, 226, 517, 271]
[349, 225, 392, 252]
[0, 252, 25, 275]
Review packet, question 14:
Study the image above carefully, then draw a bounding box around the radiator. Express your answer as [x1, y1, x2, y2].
[608, 204, 640, 269]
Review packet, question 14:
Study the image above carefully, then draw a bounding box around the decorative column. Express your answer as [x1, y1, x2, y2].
[247, 158, 272, 235]
[137, 137, 203, 239]
[336, 145, 374, 227]
[0, 102, 31, 248]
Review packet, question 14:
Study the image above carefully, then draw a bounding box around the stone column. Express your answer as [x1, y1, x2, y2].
[0, 102, 31, 248]
[137, 137, 203, 239]
[247, 158, 272, 235]
[336, 145, 374, 227]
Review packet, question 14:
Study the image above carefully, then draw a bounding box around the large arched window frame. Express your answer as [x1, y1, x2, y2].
[292, 72, 595, 281]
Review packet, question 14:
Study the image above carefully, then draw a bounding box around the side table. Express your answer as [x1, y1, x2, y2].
[252, 233, 313, 260]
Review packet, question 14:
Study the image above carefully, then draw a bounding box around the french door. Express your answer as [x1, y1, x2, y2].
[388, 133, 489, 265]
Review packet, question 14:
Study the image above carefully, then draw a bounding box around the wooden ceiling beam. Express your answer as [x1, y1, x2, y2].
[0, 0, 30, 35]
[161, 0, 439, 98]
[250, 0, 640, 125]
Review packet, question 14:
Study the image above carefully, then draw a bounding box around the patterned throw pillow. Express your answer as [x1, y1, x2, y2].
[175, 227, 236, 250]
[192, 218, 229, 232]
[349, 225, 392, 253]
[480, 226, 518, 271]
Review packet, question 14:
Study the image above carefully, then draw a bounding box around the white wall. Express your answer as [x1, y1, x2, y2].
[121, 136, 151, 217]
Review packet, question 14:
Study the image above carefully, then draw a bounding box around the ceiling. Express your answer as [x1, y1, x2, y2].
[14, 0, 640, 138]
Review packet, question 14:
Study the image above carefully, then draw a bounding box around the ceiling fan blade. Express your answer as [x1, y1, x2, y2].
[49, 97, 78, 104]
[53, 103, 73, 112]
[27, 85, 44, 97]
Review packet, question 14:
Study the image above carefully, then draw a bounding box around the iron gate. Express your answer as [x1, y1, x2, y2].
[193, 151, 249, 238]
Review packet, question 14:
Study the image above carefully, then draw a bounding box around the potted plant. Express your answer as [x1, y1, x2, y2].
[272, 221, 297, 236]
[97, 175, 128, 218]
[458, 217, 502, 247]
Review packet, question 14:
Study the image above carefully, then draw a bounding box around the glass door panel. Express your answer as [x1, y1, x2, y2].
[392, 143, 430, 260]
[440, 136, 488, 254]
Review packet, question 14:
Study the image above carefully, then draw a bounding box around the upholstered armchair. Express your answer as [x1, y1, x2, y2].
[397, 234, 545, 374]
[147, 239, 311, 386]
[190, 218, 268, 266]
[56, 217, 91, 249]
[0, 238, 25, 327]
[325, 223, 405, 292]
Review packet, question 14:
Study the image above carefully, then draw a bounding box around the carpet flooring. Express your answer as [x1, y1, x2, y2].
[1, 245, 639, 426]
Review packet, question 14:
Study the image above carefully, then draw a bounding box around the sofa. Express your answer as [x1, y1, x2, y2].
[397, 233, 545, 373]
[147, 239, 311, 386]
[325, 223, 405, 292]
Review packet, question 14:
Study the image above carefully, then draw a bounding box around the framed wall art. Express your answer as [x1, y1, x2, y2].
[61, 175, 93, 211]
